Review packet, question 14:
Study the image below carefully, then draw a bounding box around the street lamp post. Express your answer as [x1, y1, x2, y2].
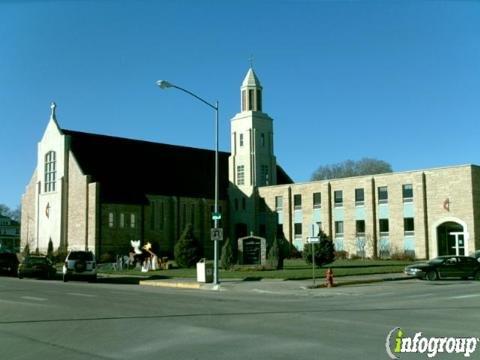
[156, 80, 220, 285]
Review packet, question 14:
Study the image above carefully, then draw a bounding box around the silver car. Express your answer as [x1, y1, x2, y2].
[63, 250, 97, 282]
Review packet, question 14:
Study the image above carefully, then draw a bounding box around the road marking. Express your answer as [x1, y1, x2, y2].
[0, 298, 49, 307]
[449, 294, 480, 299]
[366, 292, 395, 297]
[403, 293, 434, 299]
[67, 292, 96, 298]
[20, 296, 47, 301]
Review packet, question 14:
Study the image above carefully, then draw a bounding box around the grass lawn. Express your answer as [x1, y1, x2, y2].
[98, 258, 412, 281]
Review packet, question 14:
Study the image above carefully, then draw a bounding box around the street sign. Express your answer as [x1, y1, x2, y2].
[211, 212, 222, 220]
[307, 237, 320, 244]
[210, 228, 223, 241]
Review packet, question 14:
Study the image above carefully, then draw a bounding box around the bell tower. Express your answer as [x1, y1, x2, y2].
[229, 68, 277, 239]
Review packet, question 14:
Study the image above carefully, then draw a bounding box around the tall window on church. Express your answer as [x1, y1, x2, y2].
[108, 212, 115, 228]
[150, 201, 156, 230]
[239, 133, 244, 147]
[159, 202, 164, 230]
[248, 89, 254, 110]
[241, 90, 246, 111]
[257, 90, 262, 111]
[260, 133, 265, 147]
[261, 165, 269, 185]
[237, 165, 245, 185]
[120, 213, 125, 228]
[130, 213, 135, 228]
[44, 151, 56, 192]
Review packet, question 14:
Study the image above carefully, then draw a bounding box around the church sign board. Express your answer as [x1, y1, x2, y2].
[237, 234, 267, 266]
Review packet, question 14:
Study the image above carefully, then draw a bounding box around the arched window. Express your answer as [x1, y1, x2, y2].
[44, 151, 56, 192]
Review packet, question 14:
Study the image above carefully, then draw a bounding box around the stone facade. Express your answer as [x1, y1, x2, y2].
[258, 165, 480, 259]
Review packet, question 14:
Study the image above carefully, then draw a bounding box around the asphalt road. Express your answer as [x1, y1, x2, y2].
[0, 276, 479, 360]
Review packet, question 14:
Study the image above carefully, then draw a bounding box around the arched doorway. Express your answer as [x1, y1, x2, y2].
[437, 222, 465, 256]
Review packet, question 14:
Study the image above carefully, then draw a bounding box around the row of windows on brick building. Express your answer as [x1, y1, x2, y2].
[292, 217, 415, 239]
[274, 184, 414, 211]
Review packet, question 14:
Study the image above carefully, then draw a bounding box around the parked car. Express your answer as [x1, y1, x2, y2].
[0, 252, 19, 276]
[469, 250, 480, 262]
[18, 256, 57, 279]
[404, 255, 480, 281]
[63, 250, 97, 282]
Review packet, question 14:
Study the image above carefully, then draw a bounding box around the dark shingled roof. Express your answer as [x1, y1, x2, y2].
[62, 129, 292, 204]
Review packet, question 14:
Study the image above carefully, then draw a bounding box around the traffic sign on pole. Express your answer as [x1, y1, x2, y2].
[211, 212, 222, 221]
[210, 228, 223, 241]
[307, 237, 320, 244]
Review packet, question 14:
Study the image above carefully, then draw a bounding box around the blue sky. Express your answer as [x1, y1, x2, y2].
[1, 0, 479, 211]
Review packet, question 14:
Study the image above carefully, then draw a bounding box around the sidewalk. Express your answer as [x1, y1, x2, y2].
[138, 272, 411, 294]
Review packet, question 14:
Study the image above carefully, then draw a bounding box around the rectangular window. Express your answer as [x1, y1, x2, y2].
[237, 165, 245, 185]
[257, 89, 262, 111]
[44, 151, 56, 192]
[404, 217, 414, 235]
[294, 194, 302, 210]
[260, 133, 265, 147]
[150, 201, 155, 230]
[294, 223, 302, 238]
[248, 89, 254, 110]
[120, 213, 125, 228]
[313, 192, 321, 208]
[108, 212, 114, 228]
[334, 190, 343, 207]
[335, 221, 344, 237]
[378, 186, 388, 204]
[239, 133, 244, 147]
[261, 165, 269, 185]
[275, 196, 283, 211]
[356, 220, 365, 235]
[355, 188, 364, 206]
[159, 202, 164, 230]
[379, 219, 389, 234]
[130, 213, 135, 228]
[403, 184, 413, 202]
[241, 91, 246, 112]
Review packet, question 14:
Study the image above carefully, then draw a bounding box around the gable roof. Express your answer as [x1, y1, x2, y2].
[62, 129, 292, 205]
[63, 129, 230, 204]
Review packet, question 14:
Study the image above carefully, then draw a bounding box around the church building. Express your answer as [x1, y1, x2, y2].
[21, 68, 479, 260]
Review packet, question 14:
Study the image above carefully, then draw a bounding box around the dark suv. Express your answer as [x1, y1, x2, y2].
[0, 252, 19, 276]
[62, 250, 97, 282]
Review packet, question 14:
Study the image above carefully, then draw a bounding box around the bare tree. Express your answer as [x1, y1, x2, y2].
[311, 158, 392, 181]
[0, 204, 21, 222]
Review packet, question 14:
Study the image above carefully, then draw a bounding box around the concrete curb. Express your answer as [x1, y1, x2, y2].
[139, 274, 412, 292]
[139, 280, 201, 289]
[304, 276, 413, 289]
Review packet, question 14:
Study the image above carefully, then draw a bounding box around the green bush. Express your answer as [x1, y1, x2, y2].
[303, 230, 335, 267]
[54, 246, 68, 264]
[174, 224, 202, 268]
[220, 237, 234, 270]
[47, 239, 54, 259]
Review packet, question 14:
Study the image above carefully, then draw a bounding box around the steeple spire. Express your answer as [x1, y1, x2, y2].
[241, 68, 262, 112]
[50, 102, 57, 122]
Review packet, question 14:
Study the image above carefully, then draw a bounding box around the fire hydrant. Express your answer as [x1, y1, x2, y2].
[325, 268, 334, 288]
